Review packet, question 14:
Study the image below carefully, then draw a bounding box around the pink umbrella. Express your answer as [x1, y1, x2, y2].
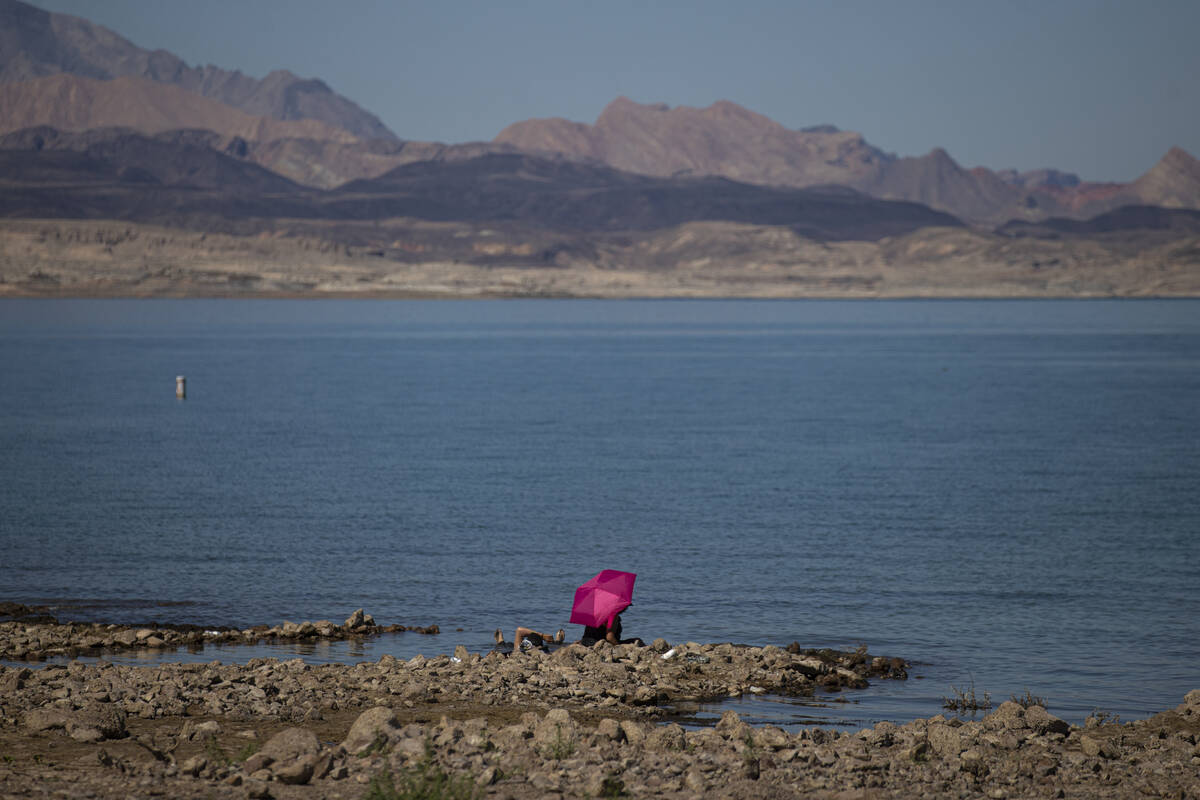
[569, 569, 636, 628]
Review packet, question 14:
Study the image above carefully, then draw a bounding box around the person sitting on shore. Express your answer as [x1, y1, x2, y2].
[494, 627, 565, 654]
[580, 612, 644, 647]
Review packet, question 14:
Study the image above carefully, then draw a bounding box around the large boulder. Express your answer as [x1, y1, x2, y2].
[619, 719, 647, 746]
[260, 727, 321, 786]
[23, 709, 70, 733]
[72, 706, 127, 741]
[1, 667, 31, 692]
[181, 719, 222, 741]
[1080, 734, 1120, 759]
[23, 706, 126, 742]
[927, 723, 963, 756]
[1023, 705, 1070, 736]
[596, 718, 624, 742]
[533, 709, 578, 756]
[646, 723, 686, 751]
[261, 727, 319, 762]
[112, 630, 139, 646]
[985, 701, 1028, 729]
[714, 709, 751, 741]
[341, 706, 400, 756]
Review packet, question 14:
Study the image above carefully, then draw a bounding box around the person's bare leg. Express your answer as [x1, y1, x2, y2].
[554, 629, 565, 643]
[494, 628, 505, 645]
[514, 626, 536, 652]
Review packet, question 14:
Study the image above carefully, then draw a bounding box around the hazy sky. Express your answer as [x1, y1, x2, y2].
[29, 0, 1200, 182]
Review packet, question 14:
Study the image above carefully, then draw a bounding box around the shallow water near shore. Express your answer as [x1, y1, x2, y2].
[2, 298, 1198, 727]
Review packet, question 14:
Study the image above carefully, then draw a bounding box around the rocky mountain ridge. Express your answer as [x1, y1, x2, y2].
[0, 126, 304, 192]
[496, 97, 1200, 225]
[495, 96, 892, 188]
[0, 73, 359, 144]
[0, 0, 393, 140]
[1128, 146, 1200, 210]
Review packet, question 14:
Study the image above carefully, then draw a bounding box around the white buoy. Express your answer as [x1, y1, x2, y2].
[176, 375, 186, 399]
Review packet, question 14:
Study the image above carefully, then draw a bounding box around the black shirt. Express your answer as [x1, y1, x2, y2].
[581, 616, 621, 646]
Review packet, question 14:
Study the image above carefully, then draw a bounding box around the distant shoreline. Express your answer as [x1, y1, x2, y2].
[5, 288, 1200, 300]
[3, 218, 1198, 300]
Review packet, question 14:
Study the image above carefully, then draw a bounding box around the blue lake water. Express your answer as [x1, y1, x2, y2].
[1, 298, 1198, 729]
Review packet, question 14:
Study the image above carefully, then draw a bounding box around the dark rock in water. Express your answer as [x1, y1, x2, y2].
[112, 630, 138, 646]
[0, 602, 53, 621]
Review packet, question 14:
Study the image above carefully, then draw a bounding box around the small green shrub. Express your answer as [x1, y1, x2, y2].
[942, 681, 992, 713]
[741, 733, 760, 762]
[233, 741, 259, 764]
[362, 744, 478, 800]
[363, 770, 399, 800]
[542, 723, 575, 760]
[357, 734, 390, 758]
[1010, 689, 1047, 709]
[201, 735, 229, 765]
[598, 776, 626, 797]
[1086, 709, 1120, 727]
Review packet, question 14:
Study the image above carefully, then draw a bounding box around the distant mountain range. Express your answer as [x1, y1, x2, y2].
[3, 0, 1199, 226]
[1, 0, 1198, 298]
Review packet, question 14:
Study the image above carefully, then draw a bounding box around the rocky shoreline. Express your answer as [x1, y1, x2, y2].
[0, 605, 440, 664]
[1, 610, 900, 708]
[0, 611, 1196, 798]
